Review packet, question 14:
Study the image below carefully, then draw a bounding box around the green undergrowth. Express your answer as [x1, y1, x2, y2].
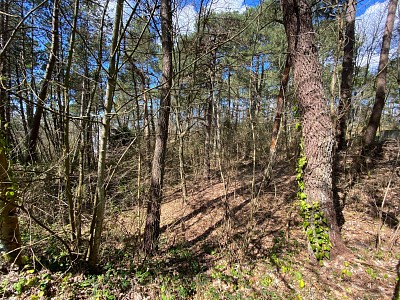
[296, 137, 331, 262]
[0, 232, 313, 299]
[1, 227, 397, 299]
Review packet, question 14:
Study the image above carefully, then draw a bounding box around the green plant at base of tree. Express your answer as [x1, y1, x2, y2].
[296, 135, 331, 261]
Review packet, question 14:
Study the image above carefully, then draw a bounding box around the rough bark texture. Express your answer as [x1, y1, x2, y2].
[143, 0, 173, 254]
[26, 0, 59, 162]
[362, 0, 398, 151]
[281, 0, 346, 257]
[336, 0, 356, 151]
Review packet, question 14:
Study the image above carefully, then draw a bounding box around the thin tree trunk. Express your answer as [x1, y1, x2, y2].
[362, 0, 398, 152]
[0, 0, 13, 147]
[26, 0, 59, 162]
[336, 0, 356, 151]
[132, 66, 151, 170]
[281, 0, 346, 259]
[204, 95, 212, 180]
[204, 49, 217, 180]
[0, 0, 9, 137]
[174, 107, 188, 203]
[15, 64, 28, 138]
[332, 0, 357, 228]
[262, 55, 291, 186]
[329, 6, 344, 116]
[143, 0, 173, 254]
[76, 69, 90, 247]
[63, 0, 80, 245]
[87, 0, 123, 268]
[172, 46, 188, 203]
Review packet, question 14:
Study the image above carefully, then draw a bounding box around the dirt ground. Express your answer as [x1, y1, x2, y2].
[1, 140, 399, 299]
[104, 140, 400, 299]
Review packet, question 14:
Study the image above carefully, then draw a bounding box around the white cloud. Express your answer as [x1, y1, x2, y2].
[175, 4, 197, 35]
[176, 0, 247, 35]
[356, 0, 399, 69]
[207, 0, 247, 13]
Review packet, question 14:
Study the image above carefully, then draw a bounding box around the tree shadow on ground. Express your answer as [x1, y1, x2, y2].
[160, 181, 255, 233]
[337, 140, 400, 225]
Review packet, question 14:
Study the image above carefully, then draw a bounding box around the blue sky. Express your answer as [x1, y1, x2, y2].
[176, 0, 391, 35]
[356, 0, 398, 67]
[176, 0, 397, 69]
[357, 0, 385, 15]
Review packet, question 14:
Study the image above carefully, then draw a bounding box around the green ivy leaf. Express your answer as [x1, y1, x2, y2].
[299, 279, 305, 289]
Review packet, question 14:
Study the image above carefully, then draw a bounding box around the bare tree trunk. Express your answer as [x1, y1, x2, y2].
[172, 46, 188, 203]
[362, 0, 398, 152]
[76, 69, 90, 247]
[281, 0, 346, 259]
[0, 0, 10, 138]
[203, 94, 213, 180]
[132, 66, 151, 170]
[336, 0, 356, 151]
[329, 5, 345, 116]
[262, 55, 291, 186]
[63, 0, 80, 245]
[332, 0, 357, 228]
[174, 106, 188, 203]
[87, 0, 123, 268]
[143, 0, 173, 254]
[203, 48, 217, 180]
[26, 0, 59, 162]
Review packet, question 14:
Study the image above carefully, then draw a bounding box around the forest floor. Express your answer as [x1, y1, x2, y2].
[1, 139, 400, 299]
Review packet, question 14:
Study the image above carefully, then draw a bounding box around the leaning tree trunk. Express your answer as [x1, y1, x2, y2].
[362, 0, 398, 152]
[26, 0, 59, 162]
[281, 0, 346, 259]
[262, 55, 291, 186]
[87, 0, 123, 269]
[336, 0, 356, 151]
[143, 0, 173, 254]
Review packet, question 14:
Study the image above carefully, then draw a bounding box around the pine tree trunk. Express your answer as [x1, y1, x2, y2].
[143, 0, 173, 254]
[281, 0, 346, 258]
[362, 0, 398, 152]
[336, 0, 356, 151]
